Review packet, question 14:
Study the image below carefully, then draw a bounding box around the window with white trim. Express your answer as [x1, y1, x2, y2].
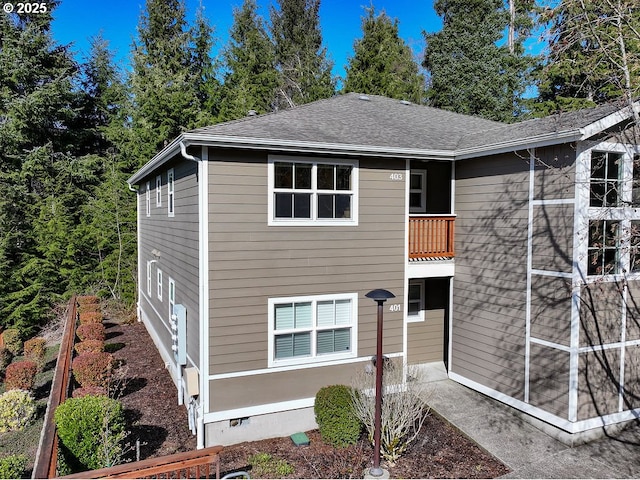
[409, 170, 427, 213]
[268, 293, 357, 366]
[590, 151, 622, 207]
[407, 280, 424, 322]
[145, 181, 151, 217]
[146, 261, 152, 296]
[268, 157, 358, 225]
[167, 168, 175, 217]
[588, 220, 621, 275]
[169, 278, 176, 316]
[157, 269, 163, 300]
[156, 175, 162, 207]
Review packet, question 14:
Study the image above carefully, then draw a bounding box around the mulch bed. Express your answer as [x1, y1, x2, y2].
[106, 319, 509, 478]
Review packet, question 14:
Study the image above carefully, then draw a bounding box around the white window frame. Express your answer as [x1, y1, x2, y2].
[157, 269, 163, 300]
[169, 277, 176, 316]
[267, 292, 358, 367]
[167, 168, 175, 217]
[407, 279, 425, 322]
[267, 156, 359, 226]
[409, 170, 427, 213]
[156, 175, 162, 207]
[146, 261, 152, 296]
[145, 181, 151, 217]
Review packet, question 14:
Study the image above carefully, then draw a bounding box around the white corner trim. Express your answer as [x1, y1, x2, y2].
[199, 147, 210, 420]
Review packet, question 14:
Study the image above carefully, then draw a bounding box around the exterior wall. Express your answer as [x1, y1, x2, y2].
[407, 309, 444, 364]
[137, 155, 201, 378]
[206, 150, 406, 415]
[452, 151, 531, 399]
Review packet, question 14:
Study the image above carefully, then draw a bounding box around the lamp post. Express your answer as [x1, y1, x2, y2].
[365, 289, 395, 478]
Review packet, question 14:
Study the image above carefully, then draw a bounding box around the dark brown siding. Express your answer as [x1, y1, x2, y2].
[452, 152, 529, 399]
[206, 151, 406, 409]
[138, 156, 200, 368]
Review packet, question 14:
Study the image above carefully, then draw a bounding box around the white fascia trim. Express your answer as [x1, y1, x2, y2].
[579, 103, 640, 140]
[203, 397, 315, 423]
[209, 352, 404, 381]
[454, 131, 582, 160]
[450, 372, 640, 434]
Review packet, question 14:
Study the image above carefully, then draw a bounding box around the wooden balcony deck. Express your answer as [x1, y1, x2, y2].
[409, 216, 455, 260]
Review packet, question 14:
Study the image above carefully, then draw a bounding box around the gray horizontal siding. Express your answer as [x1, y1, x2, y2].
[534, 144, 576, 200]
[580, 282, 623, 347]
[528, 343, 570, 419]
[530, 275, 572, 346]
[138, 156, 200, 369]
[531, 204, 574, 273]
[452, 152, 529, 400]
[208, 151, 406, 384]
[578, 349, 620, 420]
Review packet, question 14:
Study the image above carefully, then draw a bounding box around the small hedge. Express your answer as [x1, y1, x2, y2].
[72, 386, 107, 398]
[54, 395, 126, 470]
[78, 303, 101, 315]
[79, 311, 103, 325]
[75, 339, 105, 355]
[314, 385, 362, 447]
[77, 295, 99, 305]
[4, 360, 38, 391]
[72, 352, 114, 388]
[0, 390, 36, 432]
[0, 454, 27, 478]
[1, 329, 22, 356]
[76, 323, 105, 342]
[24, 337, 47, 367]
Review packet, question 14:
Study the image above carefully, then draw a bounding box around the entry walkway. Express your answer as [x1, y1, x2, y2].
[426, 379, 640, 479]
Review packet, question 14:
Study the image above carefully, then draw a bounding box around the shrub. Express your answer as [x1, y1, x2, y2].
[0, 390, 36, 432]
[77, 295, 99, 305]
[314, 384, 362, 447]
[0, 454, 27, 478]
[0, 348, 12, 375]
[54, 395, 127, 470]
[4, 360, 38, 391]
[72, 386, 107, 398]
[72, 352, 113, 388]
[76, 323, 105, 342]
[79, 311, 103, 325]
[24, 337, 47, 367]
[75, 339, 105, 355]
[78, 303, 100, 315]
[1, 329, 22, 356]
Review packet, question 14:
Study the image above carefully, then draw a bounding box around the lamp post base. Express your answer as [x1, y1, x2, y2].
[364, 467, 390, 479]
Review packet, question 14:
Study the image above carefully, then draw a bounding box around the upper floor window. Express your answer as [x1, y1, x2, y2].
[409, 170, 427, 213]
[590, 151, 622, 207]
[145, 181, 151, 217]
[156, 175, 162, 207]
[167, 168, 175, 217]
[268, 293, 357, 367]
[268, 157, 358, 226]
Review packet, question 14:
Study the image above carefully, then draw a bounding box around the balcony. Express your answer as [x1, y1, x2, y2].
[409, 215, 455, 261]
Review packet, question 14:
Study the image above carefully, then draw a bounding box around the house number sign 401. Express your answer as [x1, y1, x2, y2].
[389, 173, 403, 181]
[389, 304, 401, 312]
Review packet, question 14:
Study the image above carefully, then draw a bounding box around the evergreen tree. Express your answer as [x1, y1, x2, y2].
[423, 0, 533, 122]
[191, 6, 220, 125]
[130, 0, 201, 162]
[0, 5, 83, 333]
[533, 0, 640, 116]
[219, 0, 279, 121]
[344, 8, 425, 104]
[270, 0, 335, 108]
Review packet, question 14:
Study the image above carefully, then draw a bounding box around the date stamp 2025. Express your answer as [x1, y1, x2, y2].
[3, 2, 48, 14]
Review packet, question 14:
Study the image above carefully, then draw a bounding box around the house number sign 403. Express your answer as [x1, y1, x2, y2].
[389, 173, 403, 181]
[389, 304, 401, 312]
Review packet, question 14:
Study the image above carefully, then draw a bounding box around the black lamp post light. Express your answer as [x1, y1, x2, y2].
[364, 288, 395, 479]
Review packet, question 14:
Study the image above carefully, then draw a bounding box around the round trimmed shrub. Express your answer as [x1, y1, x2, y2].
[54, 395, 126, 470]
[77, 295, 99, 305]
[314, 384, 362, 447]
[72, 386, 107, 398]
[0, 454, 27, 478]
[79, 311, 103, 325]
[75, 339, 105, 356]
[72, 352, 113, 388]
[76, 323, 105, 342]
[1, 329, 22, 356]
[78, 303, 100, 315]
[4, 360, 38, 391]
[0, 390, 36, 432]
[24, 337, 47, 367]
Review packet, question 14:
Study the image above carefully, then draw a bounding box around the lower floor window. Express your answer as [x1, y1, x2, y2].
[588, 220, 620, 275]
[269, 293, 357, 366]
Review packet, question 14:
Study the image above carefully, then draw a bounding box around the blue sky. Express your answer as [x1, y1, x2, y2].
[51, 0, 442, 81]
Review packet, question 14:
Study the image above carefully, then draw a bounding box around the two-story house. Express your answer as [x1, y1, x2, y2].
[127, 93, 640, 447]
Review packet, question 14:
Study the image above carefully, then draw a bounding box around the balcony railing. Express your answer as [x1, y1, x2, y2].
[409, 215, 455, 259]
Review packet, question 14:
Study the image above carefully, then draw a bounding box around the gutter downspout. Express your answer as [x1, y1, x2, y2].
[179, 141, 206, 449]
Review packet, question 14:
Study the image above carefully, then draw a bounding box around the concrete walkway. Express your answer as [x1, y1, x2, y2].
[426, 379, 640, 479]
